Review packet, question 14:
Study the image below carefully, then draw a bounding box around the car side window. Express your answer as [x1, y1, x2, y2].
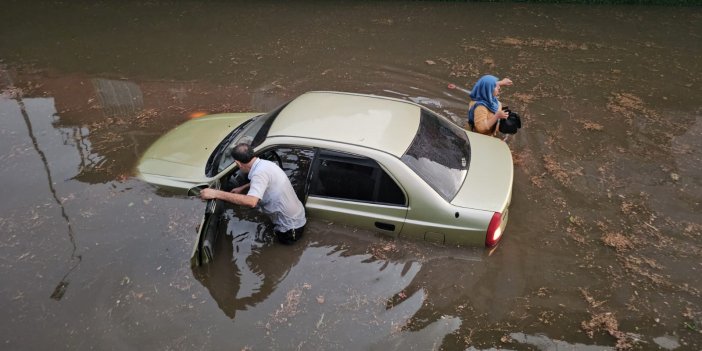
[259, 146, 315, 203]
[310, 151, 406, 206]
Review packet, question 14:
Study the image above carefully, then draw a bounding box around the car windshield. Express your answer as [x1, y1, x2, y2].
[206, 102, 288, 176]
[400, 109, 470, 201]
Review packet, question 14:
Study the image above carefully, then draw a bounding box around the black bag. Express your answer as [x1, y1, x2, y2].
[499, 108, 522, 134]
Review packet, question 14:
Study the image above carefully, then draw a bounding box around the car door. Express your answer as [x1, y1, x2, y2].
[190, 179, 224, 267]
[190, 146, 315, 266]
[258, 146, 316, 205]
[305, 149, 408, 236]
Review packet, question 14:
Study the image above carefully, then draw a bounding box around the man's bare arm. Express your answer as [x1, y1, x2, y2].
[200, 188, 259, 208]
[231, 183, 250, 194]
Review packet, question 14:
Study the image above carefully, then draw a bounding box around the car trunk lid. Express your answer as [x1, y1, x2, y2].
[451, 133, 513, 212]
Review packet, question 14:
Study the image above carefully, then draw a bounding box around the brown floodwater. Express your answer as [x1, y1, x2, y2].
[1, 1, 700, 350]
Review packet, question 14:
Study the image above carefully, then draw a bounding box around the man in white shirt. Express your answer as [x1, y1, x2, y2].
[200, 143, 307, 244]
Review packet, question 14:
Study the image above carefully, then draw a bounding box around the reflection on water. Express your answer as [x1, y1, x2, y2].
[92, 78, 144, 118]
[0, 82, 82, 301]
[193, 217, 469, 349]
[18, 97, 81, 300]
[192, 213, 287, 319]
[467, 332, 616, 351]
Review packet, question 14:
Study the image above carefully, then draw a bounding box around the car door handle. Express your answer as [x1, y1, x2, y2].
[375, 222, 395, 232]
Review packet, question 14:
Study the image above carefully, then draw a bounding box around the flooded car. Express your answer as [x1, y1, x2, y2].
[137, 91, 513, 264]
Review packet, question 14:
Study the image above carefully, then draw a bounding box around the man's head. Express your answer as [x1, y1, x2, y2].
[232, 143, 255, 170]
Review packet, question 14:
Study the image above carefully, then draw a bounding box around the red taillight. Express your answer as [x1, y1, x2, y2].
[485, 212, 503, 247]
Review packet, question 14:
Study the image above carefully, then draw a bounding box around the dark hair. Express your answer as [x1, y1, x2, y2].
[231, 143, 254, 163]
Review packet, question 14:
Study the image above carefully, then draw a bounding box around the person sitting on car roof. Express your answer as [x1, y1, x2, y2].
[199, 143, 307, 244]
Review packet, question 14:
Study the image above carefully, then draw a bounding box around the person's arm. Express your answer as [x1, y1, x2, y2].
[498, 78, 513, 87]
[231, 183, 250, 194]
[200, 188, 259, 208]
[474, 105, 507, 134]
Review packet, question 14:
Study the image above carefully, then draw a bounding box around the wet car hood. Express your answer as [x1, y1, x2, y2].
[137, 113, 258, 181]
[451, 133, 513, 212]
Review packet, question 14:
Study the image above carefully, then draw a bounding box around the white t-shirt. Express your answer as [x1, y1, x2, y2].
[247, 158, 307, 232]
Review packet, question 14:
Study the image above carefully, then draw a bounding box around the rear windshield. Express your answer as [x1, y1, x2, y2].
[400, 110, 470, 201]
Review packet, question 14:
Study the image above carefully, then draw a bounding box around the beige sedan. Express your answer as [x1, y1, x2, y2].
[137, 91, 513, 265]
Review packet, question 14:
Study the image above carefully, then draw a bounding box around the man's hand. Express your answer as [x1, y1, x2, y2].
[199, 188, 219, 200]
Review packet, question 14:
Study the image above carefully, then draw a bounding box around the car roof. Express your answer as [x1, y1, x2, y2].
[267, 91, 421, 157]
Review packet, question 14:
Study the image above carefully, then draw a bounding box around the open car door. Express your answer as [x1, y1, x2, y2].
[190, 179, 224, 267]
[190, 146, 315, 267]
[190, 163, 251, 267]
[258, 146, 316, 206]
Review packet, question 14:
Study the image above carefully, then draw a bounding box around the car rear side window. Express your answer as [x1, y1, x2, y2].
[401, 110, 470, 201]
[310, 151, 405, 206]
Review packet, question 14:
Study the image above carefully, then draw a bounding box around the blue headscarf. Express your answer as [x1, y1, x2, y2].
[469, 75, 500, 113]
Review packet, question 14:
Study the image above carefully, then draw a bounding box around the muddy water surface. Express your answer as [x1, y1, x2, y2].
[1, 1, 701, 350]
